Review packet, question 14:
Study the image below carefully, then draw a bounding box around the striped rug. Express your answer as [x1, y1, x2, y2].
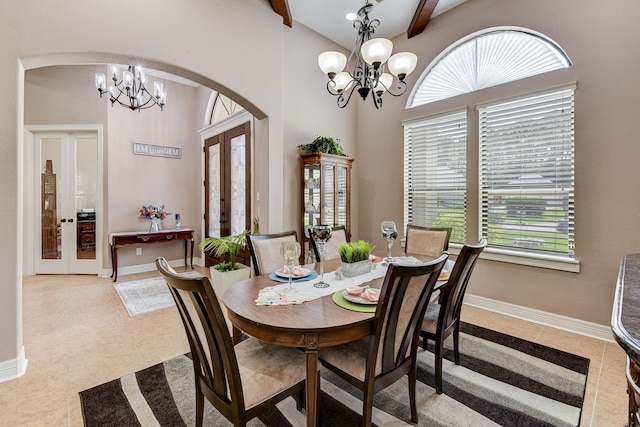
[79, 322, 589, 426]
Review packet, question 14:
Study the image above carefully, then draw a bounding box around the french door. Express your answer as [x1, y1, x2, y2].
[33, 131, 99, 274]
[204, 122, 251, 267]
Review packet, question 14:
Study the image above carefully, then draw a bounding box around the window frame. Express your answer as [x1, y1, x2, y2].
[402, 109, 468, 246]
[477, 83, 579, 273]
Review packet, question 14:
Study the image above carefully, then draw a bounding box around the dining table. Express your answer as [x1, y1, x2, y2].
[222, 255, 451, 426]
[222, 258, 381, 426]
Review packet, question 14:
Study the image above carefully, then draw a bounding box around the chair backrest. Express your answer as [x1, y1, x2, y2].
[308, 225, 349, 262]
[437, 239, 487, 335]
[246, 230, 298, 276]
[369, 253, 448, 376]
[155, 257, 245, 414]
[405, 225, 452, 258]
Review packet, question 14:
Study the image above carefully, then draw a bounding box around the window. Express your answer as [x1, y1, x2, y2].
[478, 84, 575, 265]
[409, 28, 572, 107]
[403, 110, 467, 244]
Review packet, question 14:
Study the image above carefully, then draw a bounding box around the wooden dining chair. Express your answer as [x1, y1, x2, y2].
[246, 230, 298, 276]
[318, 253, 448, 427]
[155, 257, 310, 427]
[405, 225, 452, 258]
[308, 225, 349, 262]
[420, 239, 487, 394]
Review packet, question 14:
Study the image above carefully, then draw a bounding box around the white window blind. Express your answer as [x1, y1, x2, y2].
[478, 85, 575, 258]
[403, 110, 467, 244]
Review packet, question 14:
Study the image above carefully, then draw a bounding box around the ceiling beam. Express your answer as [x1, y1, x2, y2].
[407, 0, 439, 38]
[270, 0, 292, 28]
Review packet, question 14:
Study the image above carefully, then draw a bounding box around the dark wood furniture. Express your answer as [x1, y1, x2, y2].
[223, 258, 375, 427]
[612, 254, 640, 427]
[246, 230, 298, 276]
[76, 218, 96, 259]
[41, 160, 58, 259]
[421, 240, 486, 394]
[110, 228, 195, 282]
[300, 153, 354, 261]
[155, 257, 308, 427]
[318, 255, 448, 427]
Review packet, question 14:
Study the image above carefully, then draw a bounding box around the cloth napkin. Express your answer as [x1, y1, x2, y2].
[256, 264, 388, 306]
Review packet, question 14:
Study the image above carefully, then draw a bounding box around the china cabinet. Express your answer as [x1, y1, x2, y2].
[300, 152, 354, 260]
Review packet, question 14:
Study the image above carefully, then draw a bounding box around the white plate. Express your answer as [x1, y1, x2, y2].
[275, 267, 312, 279]
[342, 288, 380, 305]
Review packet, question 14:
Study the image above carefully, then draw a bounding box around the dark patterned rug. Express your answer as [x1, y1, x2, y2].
[80, 322, 589, 426]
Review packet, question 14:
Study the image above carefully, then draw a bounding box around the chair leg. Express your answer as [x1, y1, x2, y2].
[362, 389, 374, 427]
[195, 388, 205, 427]
[295, 387, 304, 411]
[409, 368, 418, 422]
[453, 325, 461, 365]
[435, 340, 444, 394]
[420, 333, 428, 351]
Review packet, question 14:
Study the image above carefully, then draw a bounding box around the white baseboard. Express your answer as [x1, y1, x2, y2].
[101, 257, 204, 279]
[0, 346, 28, 384]
[464, 293, 615, 343]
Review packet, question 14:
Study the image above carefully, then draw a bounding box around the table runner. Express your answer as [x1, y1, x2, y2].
[255, 264, 388, 305]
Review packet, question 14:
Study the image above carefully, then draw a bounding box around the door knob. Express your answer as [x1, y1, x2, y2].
[68, 218, 74, 223]
[60, 219, 66, 223]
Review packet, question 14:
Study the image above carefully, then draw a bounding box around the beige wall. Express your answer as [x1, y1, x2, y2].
[355, 0, 640, 325]
[25, 65, 202, 269]
[3, 0, 639, 369]
[0, 0, 349, 367]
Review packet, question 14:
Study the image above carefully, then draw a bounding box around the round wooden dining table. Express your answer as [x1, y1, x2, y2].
[222, 259, 379, 427]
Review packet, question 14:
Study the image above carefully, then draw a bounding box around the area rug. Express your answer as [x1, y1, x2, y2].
[79, 322, 589, 426]
[114, 272, 202, 316]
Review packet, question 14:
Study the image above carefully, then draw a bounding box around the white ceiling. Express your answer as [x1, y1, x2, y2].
[288, 0, 468, 49]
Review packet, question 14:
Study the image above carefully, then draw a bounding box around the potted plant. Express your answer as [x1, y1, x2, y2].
[299, 135, 347, 156]
[199, 230, 251, 297]
[338, 240, 375, 278]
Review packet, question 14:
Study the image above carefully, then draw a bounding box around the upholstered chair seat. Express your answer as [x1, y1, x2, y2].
[247, 231, 298, 276]
[235, 338, 308, 409]
[405, 225, 452, 258]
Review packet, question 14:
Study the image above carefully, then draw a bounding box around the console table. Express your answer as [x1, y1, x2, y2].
[110, 228, 195, 282]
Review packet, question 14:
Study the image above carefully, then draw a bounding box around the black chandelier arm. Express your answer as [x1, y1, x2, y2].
[377, 79, 409, 98]
[336, 81, 362, 109]
[99, 81, 163, 111]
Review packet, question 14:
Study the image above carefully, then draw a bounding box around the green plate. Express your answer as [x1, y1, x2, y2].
[332, 290, 377, 313]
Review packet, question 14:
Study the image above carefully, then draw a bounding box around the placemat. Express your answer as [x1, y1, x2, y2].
[268, 270, 319, 283]
[331, 290, 377, 313]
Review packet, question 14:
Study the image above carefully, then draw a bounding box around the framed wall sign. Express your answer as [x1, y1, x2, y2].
[133, 142, 182, 159]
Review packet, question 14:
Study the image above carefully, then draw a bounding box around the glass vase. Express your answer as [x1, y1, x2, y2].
[149, 218, 162, 233]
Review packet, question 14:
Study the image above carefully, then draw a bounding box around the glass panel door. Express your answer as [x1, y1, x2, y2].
[36, 132, 98, 274]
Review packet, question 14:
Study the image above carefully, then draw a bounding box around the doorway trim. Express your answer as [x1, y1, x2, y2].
[23, 124, 104, 276]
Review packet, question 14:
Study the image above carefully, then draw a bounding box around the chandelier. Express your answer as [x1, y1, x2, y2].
[95, 65, 167, 112]
[318, 1, 418, 109]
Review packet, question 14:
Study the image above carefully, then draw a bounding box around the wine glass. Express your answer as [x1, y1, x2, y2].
[280, 241, 301, 293]
[381, 221, 398, 266]
[312, 224, 332, 288]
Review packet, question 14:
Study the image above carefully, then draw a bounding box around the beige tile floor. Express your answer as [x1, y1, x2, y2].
[0, 266, 630, 426]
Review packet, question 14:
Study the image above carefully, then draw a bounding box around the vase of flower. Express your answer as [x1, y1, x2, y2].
[139, 203, 171, 232]
[149, 217, 162, 232]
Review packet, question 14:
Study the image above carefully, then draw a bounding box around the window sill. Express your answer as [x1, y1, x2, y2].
[476, 246, 580, 273]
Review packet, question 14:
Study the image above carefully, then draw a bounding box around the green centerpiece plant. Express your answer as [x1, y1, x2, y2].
[338, 240, 376, 278]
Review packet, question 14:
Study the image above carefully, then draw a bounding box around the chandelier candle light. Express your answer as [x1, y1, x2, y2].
[318, 1, 418, 109]
[95, 65, 167, 112]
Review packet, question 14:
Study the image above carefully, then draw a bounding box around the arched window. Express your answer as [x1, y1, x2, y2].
[408, 27, 571, 107]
